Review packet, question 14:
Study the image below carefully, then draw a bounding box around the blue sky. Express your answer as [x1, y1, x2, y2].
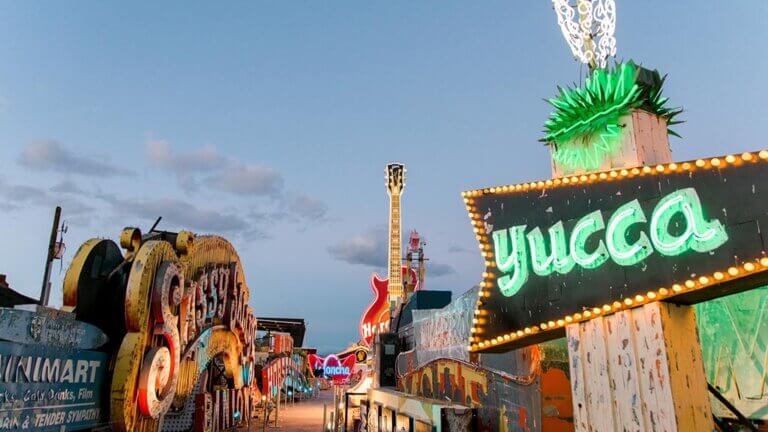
[0, 1, 766, 353]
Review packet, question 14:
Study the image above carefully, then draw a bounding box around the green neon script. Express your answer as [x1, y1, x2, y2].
[491, 188, 728, 297]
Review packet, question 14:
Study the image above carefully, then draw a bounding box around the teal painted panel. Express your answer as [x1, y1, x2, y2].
[697, 286, 768, 419]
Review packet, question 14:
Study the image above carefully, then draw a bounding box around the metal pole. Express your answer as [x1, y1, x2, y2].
[40, 206, 61, 306]
[322, 404, 327, 431]
[332, 386, 337, 431]
[275, 385, 280, 427]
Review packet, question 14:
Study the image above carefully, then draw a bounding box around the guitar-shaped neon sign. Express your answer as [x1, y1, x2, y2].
[359, 163, 419, 347]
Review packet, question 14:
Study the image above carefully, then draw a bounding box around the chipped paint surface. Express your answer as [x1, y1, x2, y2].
[64, 231, 263, 432]
[398, 357, 540, 431]
[567, 303, 714, 432]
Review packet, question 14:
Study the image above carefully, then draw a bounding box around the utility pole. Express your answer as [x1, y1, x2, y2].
[40, 206, 61, 306]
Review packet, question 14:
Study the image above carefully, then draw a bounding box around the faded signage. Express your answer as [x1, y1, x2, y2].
[0, 340, 107, 431]
[0, 308, 107, 350]
[411, 287, 477, 368]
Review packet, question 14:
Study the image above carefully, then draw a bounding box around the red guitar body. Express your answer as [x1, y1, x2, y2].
[359, 265, 419, 347]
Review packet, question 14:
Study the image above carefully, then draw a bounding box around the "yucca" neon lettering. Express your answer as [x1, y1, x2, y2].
[492, 188, 728, 297]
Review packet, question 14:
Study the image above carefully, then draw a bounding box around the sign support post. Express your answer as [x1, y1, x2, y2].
[555, 124, 714, 431]
[566, 302, 713, 431]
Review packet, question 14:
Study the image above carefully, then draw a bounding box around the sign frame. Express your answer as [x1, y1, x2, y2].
[463, 150, 768, 352]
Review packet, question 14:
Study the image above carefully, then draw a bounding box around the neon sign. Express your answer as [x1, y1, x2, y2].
[308, 354, 355, 383]
[492, 188, 727, 297]
[464, 153, 768, 352]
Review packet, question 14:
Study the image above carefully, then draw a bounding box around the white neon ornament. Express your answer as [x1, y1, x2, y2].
[552, 0, 617, 68]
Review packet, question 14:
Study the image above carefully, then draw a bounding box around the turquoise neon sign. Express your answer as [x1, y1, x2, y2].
[492, 188, 728, 297]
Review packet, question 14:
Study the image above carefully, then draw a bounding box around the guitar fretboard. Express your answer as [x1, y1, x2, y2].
[388, 193, 403, 304]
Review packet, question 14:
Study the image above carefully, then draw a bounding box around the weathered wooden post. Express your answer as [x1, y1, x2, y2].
[554, 108, 713, 431]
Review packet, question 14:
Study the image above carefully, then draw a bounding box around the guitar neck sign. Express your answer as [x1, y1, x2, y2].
[465, 152, 768, 352]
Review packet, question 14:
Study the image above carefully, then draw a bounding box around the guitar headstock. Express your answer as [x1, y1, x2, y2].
[386, 163, 406, 196]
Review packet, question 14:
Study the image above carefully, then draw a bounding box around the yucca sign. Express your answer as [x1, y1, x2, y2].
[493, 188, 728, 297]
[465, 153, 768, 352]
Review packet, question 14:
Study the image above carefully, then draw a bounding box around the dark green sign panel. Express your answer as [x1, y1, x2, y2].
[466, 153, 768, 351]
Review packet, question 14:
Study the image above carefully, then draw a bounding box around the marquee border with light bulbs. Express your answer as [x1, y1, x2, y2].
[463, 149, 768, 353]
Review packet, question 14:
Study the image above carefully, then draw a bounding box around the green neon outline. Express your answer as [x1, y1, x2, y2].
[526, 222, 574, 276]
[606, 199, 653, 266]
[493, 226, 529, 297]
[570, 210, 609, 269]
[542, 61, 682, 172]
[650, 188, 728, 255]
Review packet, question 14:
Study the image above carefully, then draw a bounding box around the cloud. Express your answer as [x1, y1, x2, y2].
[428, 263, 456, 277]
[145, 139, 225, 191]
[19, 140, 134, 177]
[327, 226, 387, 268]
[98, 195, 249, 234]
[285, 193, 328, 221]
[145, 139, 284, 196]
[0, 180, 93, 216]
[50, 180, 85, 195]
[206, 163, 283, 197]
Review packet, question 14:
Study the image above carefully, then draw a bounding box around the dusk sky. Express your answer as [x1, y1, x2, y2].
[0, 1, 766, 353]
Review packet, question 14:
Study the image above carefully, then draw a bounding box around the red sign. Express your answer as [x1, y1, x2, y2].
[359, 266, 419, 346]
[308, 354, 356, 383]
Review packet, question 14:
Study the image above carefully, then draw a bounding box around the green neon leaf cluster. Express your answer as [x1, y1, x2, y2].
[542, 61, 682, 171]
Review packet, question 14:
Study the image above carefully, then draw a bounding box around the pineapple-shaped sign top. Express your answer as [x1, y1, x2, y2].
[552, 0, 616, 69]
